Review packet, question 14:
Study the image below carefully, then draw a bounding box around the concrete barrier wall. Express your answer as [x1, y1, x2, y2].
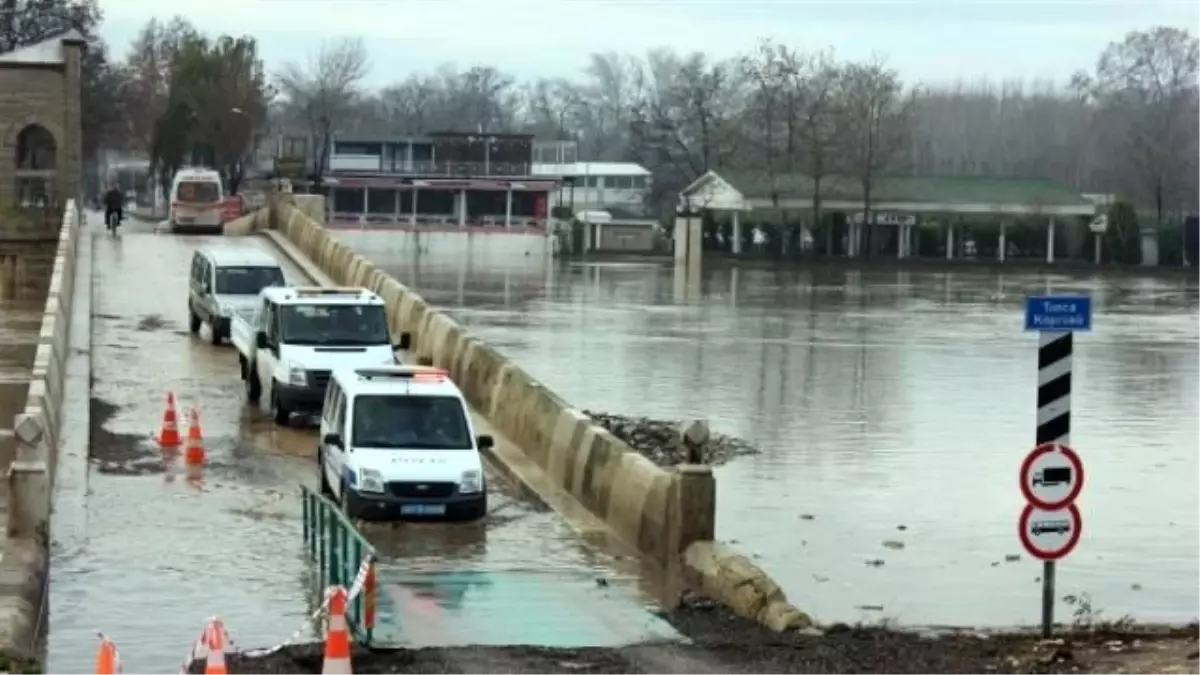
[0, 200, 82, 667]
[268, 198, 810, 632]
[223, 208, 270, 236]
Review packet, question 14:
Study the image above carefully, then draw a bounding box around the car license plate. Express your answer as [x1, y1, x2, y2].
[401, 504, 446, 516]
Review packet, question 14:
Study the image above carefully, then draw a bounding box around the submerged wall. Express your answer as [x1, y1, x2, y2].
[266, 196, 810, 632]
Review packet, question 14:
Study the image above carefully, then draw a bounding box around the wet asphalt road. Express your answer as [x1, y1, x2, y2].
[46, 215, 675, 673]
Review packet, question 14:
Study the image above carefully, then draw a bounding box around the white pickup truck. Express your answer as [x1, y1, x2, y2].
[231, 286, 410, 426]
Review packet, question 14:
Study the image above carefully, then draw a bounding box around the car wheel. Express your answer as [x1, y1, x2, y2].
[339, 480, 360, 519]
[188, 306, 201, 334]
[271, 390, 290, 426]
[318, 450, 333, 497]
[246, 372, 261, 403]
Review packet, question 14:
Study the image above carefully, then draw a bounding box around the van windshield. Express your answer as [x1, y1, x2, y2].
[280, 304, 389, 346]
[178, 180, 221, 203]
[215, 266, 284, 295]
[352, 395, 472, 450]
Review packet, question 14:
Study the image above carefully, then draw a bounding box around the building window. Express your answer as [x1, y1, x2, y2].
[584, 176, 599, 188]
[608, 176, 634, 190]
[15, 124, 56, 171]
[631, 175, 647, 190]
[282, 136, 308, 158]
[336, 143, 376, 155]
[15, 177, 52, 207]
[561, 145, 577, 164]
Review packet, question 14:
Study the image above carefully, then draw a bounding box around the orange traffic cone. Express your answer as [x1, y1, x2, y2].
[322, 587, 353, 674]
[158, 393, 181, 449]
[184, 409, 206, 466]
[95, 634, 120, 674]
[203, 618, 228, 675]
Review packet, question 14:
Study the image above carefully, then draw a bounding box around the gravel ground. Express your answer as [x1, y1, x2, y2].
[214, 595, 1198, 674]
[582, 410, 759, 466]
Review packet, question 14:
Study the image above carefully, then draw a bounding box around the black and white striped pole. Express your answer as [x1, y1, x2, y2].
[1023, 295, 1092, 637]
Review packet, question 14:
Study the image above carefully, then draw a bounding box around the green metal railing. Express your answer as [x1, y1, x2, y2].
[301, 485, 377, 644]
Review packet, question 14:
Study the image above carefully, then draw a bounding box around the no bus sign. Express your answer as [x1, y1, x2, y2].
[1018, 503, 1083, 561]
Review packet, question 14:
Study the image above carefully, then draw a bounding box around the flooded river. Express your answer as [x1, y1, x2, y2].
[348, 233, 1200, 629]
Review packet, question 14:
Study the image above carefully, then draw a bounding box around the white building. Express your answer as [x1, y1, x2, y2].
[531, 140, 653, 217]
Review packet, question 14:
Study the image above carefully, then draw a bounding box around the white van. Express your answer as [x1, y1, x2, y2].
[170, 168, 225, 234]
[319, 365, 491, 521]
[231, 287, 410, 425]
[188, 247, 286, 345]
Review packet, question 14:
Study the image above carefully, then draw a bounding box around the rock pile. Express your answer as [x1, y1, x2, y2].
[582, 410, 760, 467]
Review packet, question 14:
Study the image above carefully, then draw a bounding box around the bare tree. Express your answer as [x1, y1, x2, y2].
[787, 49, 842, 253]
[121, 17, 197, 154]
[739, 40, 789, 225]
[520, 78, 581, 141]
[275, 37, 370, 183]
[628, 49, 746, 212]
[1085, 26, 1199, 222]
[837, 58, 915, 256]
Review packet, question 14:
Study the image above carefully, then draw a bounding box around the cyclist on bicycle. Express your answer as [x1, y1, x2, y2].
[103, 184, 124, 226]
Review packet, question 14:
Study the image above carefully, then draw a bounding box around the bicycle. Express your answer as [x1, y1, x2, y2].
[105, 210, 121, 234]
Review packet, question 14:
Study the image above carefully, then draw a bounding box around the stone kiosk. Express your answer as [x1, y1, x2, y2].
[0, 29, 83, 300]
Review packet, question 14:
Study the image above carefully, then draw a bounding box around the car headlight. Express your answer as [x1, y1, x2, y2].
[460, 469, 482, 494]
[359, 469, 385, 494]
[285, 361, 306, 386]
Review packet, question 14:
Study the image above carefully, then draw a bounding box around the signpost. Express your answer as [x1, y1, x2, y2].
[1022, 295, 1091, 637]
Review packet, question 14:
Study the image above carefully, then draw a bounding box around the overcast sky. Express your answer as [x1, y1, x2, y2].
[98, 0, 1198, 88]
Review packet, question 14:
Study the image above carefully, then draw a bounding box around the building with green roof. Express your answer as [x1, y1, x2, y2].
[678, 170, 1100, 263]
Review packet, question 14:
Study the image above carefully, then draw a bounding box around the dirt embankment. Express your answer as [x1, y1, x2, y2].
[203, 595, 1198, 674]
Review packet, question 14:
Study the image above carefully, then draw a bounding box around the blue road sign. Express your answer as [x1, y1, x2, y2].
[1025, 295, 1093, 332]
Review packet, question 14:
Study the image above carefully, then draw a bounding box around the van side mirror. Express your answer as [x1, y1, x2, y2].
[395, 333, 412, 351]
[323, 432, 344, 449]
[476, 434, 494, 450]
[255, 332, 268, 349]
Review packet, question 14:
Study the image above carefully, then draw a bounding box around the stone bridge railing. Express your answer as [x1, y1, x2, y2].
[0, 200, 82, 668]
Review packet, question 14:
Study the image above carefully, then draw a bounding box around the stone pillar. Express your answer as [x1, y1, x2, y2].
[687, 217, 703, 274]
[9, 414, 49, 539]
[998, 221, 1007, 263]
[1140, 226, 1159, 266]
[945, 222, 955, 260]
[393, 188, 401, 224]
[410, 188, 418, 226]
[1046, 217, 1056, 264]
[731, 211, 742, 254]
[61, 36, 84, 204]
[673, 215, 689, 267]
[669, 465, 716, 560]
[457, 189, 466, 228]
[504, 188, 513, 228]
[361, 187, 368, 223]
[897, 224, 907, 259]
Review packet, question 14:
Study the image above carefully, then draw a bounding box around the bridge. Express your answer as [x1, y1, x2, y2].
[0, 197, 803, 673]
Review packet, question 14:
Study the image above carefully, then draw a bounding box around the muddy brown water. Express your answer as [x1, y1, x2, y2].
[47, 221, 676, 673]
[337, 232, 1200, 629]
